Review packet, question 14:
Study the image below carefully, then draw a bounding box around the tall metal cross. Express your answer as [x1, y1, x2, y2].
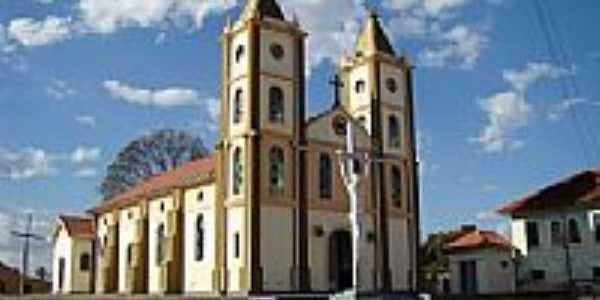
[338, 120, 370, 292]
[329, 74, 344, 106]
[11, 214, 44, 295]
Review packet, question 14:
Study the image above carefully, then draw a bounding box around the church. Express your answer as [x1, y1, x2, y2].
[51, 0, 420, 295]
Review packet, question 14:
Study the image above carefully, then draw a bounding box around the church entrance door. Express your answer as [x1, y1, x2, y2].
[329, 230, 352, 291]
[58, 257, 65, 292]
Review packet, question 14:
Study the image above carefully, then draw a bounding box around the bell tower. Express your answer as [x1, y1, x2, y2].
[216, 0, 308, 293]
[340, 11, 420, 291]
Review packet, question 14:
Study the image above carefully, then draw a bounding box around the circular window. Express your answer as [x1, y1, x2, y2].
[386, 78, 398, 93]
[270, 43, 285, 60]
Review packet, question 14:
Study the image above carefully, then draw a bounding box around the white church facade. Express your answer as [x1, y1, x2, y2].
[52, 0, 421, 295]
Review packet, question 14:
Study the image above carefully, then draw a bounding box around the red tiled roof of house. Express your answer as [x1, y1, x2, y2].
[445, 230, 512, 252]
[59, 215, 95, 239]
[92, 156, 215, 214]
[497, 170, 600, 215]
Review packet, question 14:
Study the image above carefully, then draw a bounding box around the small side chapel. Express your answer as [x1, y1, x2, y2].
[52, 0, 421, 295]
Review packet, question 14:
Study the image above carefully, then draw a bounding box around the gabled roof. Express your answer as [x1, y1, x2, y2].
[58, 215, 95, 239]
[497, 170, 600, 215]
[92, 156, 215, 214]
[355, 12, 396, 56]
[240, 0, 285, 22]
[445, 230, 512, 253]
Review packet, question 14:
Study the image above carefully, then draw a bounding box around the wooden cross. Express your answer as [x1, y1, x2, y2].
[329, 74, 344, 106]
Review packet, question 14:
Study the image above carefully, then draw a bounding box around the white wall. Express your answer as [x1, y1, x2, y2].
[52, 226, 93, 294]
[184, 184, 217, 293]
[118, 206, 141, 293]
[448, 249, 514, 294]
[52, 227, 72, 293]
[148, 195, 173, 294]
[226, 206, 246, 292]
[511, 209, 600, 290]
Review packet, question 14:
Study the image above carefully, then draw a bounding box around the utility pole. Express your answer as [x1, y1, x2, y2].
[11, 213, 44, 295]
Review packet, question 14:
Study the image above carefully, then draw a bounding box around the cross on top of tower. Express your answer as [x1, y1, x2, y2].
[329, 74, 344, 107]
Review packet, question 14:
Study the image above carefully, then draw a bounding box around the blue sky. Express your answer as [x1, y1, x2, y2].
[1, 0, 599, 271]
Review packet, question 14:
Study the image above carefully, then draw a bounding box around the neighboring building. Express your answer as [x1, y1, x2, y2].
[0, 261, 51, 295]
[498, 170, 600, 292]
[51, 0, 421, 295]
[51, 215, 94, 294]
[444, 226, 515, 295]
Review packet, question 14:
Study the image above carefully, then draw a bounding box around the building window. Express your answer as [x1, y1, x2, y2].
[127, 244, 133, 266]
[358, 116, 367, 128]
[355, 80, 366, 94]
[269, 86, 284, 124]
[389, 115, 401, 148]
[233, 88, 243, 124]
[79, 253, 90, 271]
[526, 221, 540, 248]
[391, 166, 402, 207]
[232, 147, 243, 196]
[196, 214, 204, 261]
[386, 78, 398, 93]
[568, 218, 581, 244]
[235, 45, 245, 63]
[531, 270, 545, 280]
[197, 190, 204, 202]
[269, 147, 285, 193]
[550, 221, 563, 246]
[156, 223, 165, 265]
[233, 232, 240, 259]
[594, 267, 600, 281]
[319, 153, 332, 199]
[270, 43, 285, 60]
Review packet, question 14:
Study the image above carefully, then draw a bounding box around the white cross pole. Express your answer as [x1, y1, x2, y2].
[338, 120, 370, 292]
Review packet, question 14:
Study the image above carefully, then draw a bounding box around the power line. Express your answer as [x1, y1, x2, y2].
[532, 0, 599, 166]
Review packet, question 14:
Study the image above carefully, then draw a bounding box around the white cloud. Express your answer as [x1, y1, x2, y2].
[70, 146, 100, 164]
[419, 24, 488, 69]
[75, 115, 97, 128]
[280, 0, 362, 69]
[0, 24, 17, 53]
[470, 91, 531, 153]
[7, 16, 72, 47]
[73, 167, 98, 178]
[103, 80, 200, 107]
[44, 79, 76, 100]
[77, 0, 237, 34]
[154, 32, 167, 45]
[502, 62, 573, 92]
[471, 62, 572, 153]
[423, 0, 469, 16]
[0, 147, 56, 180]
[548, 98, 600, 122]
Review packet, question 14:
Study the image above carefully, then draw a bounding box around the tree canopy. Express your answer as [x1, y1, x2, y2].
[100, 128, 208, 200]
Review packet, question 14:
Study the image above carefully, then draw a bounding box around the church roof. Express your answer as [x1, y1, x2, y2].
[58, 215, 95, 239]
[92, 156, 215, 214]
[497, 170, 600, 216]
[444, 229, 512, 253]
[355, 12, 396, 56]
[239, 0, 285, 22]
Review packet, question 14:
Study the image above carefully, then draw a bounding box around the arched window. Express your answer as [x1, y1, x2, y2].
[391, 166, 402, 207]
[232, 147, 243, 196]
[568, 219, 581, 244]
[233, 88, 243, 124]
[79, 253, 90, 271]
[319, 153, 332, 199]
[269, 86, 284, 123]
[235, 45, 245, 63]
[156, 223, 165, 265]
[389, 115, 401, 148]
[127, 244, 133, 266]
[358, 116, 367, 127]
[269, 147, 285, 193]
[196, 214, 205, 261]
